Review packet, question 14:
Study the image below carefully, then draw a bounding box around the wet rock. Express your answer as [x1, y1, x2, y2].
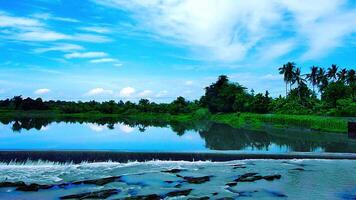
[187, 196, 209, 200]
[290, 168, 305, 171]
[122, 194, 161, 200]
[212, 192, 218, 196]
[166, 189, 193, 197]
[265, 190, 288, 197]
[230, 164, 247, 169]
[263, 175, 281, 181]
[225, 182, 237, 187]
[174, 183, 183, 188]
[73, 176, 121, 186]
[16, 183, 52, 191]
[60, 189, 120, 199]
[164, 180, 174, 184]
[234, 173, 281, 182]
[0, 181, 26, 188]
[226, 187, 258, 197]
[162, 169, 185, 173]
[179, 175, 211, 184]
[235, 173, 263, 182]
[233, 166, 247, 169]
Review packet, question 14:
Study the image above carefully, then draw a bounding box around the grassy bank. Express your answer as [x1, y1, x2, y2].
[0, 110, 349, 133]
[211, 113, 348, 133]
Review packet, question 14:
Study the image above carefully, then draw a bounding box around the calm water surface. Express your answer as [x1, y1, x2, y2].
[1, 118, 355, 153]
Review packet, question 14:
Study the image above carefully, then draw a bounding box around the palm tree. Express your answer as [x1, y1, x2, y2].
[337, 68, 347, 83]
[317, 68, 328, 93]
[327, 64, 338, 81]
[306, 66, 318, 93]
[279, 62, 295, 96]
[346, 69, 355, 85]
[292, 67, 306, 100]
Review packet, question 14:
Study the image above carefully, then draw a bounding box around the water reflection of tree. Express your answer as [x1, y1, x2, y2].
[1, 116, 355, 153]
[198, 123, 356, 153]
[199, 123, 271, 150]
[0, 118, 52, 132]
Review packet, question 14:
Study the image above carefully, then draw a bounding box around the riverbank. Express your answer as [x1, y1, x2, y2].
[0, 110, 350, 133]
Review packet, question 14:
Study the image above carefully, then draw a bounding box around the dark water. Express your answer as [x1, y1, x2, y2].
[0, 117, 356, 153]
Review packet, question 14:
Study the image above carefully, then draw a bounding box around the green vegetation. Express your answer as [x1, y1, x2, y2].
[0, 63, 354, 133]
[211, 113, 347, 133]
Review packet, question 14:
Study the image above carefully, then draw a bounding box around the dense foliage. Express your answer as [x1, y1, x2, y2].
[0, 63, 355, 116]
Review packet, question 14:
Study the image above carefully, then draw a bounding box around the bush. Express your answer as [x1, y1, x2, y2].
[192, 108, 211, 120]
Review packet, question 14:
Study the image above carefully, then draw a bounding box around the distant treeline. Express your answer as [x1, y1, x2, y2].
[0, 63, 355, 116]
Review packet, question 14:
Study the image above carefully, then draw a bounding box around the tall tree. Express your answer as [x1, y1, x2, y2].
[291, 67, 306, 100]
[346, 69, 355, 85]
[337, 68, 347, 83]
[279, 62, 295, 96]
[327, 64, 338, 81]
[317, 68, 328, 93]
[306, 66, 318, 94]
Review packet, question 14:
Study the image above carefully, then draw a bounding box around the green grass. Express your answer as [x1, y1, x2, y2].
[211, 113, 348, 133]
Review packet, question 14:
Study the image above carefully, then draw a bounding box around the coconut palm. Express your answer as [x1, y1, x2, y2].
[306, 66, 318, 93]
[317, 68, 328, 93]
[346, 69, 355, 85]
[327, 64, 338, 81]
[337, 68, 347, 83]
[291, 67, 306, 100]
[279, 62, 295, 96]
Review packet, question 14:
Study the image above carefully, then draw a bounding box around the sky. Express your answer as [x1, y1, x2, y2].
[0, 0, 356, 102]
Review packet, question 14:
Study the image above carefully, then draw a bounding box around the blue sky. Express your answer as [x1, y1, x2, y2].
[0, 0, 355, 102]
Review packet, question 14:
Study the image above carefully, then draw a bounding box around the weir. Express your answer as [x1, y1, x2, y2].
[0, 151, 355, 163]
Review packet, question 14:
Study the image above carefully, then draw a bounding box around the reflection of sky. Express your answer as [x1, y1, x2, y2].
[0, 122, 208, 152]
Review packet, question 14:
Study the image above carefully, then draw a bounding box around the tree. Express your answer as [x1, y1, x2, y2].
[306, 66, 318, 94]
[337, 68, 347, 83]
[202, 75, 248, 113]
[317, 68, 328, 93]
[279, 62, 295, 96]
[322, 82, 352, 108]
[327, 64, 338, 81]
[346, 69, 355, 85]
[291, 67, 306, 100]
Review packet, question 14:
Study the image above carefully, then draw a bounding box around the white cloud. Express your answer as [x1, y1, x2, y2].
[14, 29, 71, 41]
[0, 12, 110, 43]
[114, 63, 123, 67]
[118, 124, 134, 133]
[85, 88, 113, 96]
[138, 90, 153, 97]
[119, 87, 135, 97]
[80, 26, 111, 33]
[184, 80, 193, 85]
[34, 43, 84, 53]
[32, 12, 79, 23]
[34, 88, 50, 95]
[73, 33, 112, 43]
[94, 0, 356, 61]
[89, 58, 116, 63]
[155, 90, 168, 98]
[64, 52, 108, 59]
[0, 12, 42, 27]
[88, 124, 106, 132]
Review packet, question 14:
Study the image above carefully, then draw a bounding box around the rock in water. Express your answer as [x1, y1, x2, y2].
[166, 189, 193, 197]
[180, 176, 211, 184]
[263, 175, 281, 181]
[123, 194, 161, 200]
[161, 169, 185, 173]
